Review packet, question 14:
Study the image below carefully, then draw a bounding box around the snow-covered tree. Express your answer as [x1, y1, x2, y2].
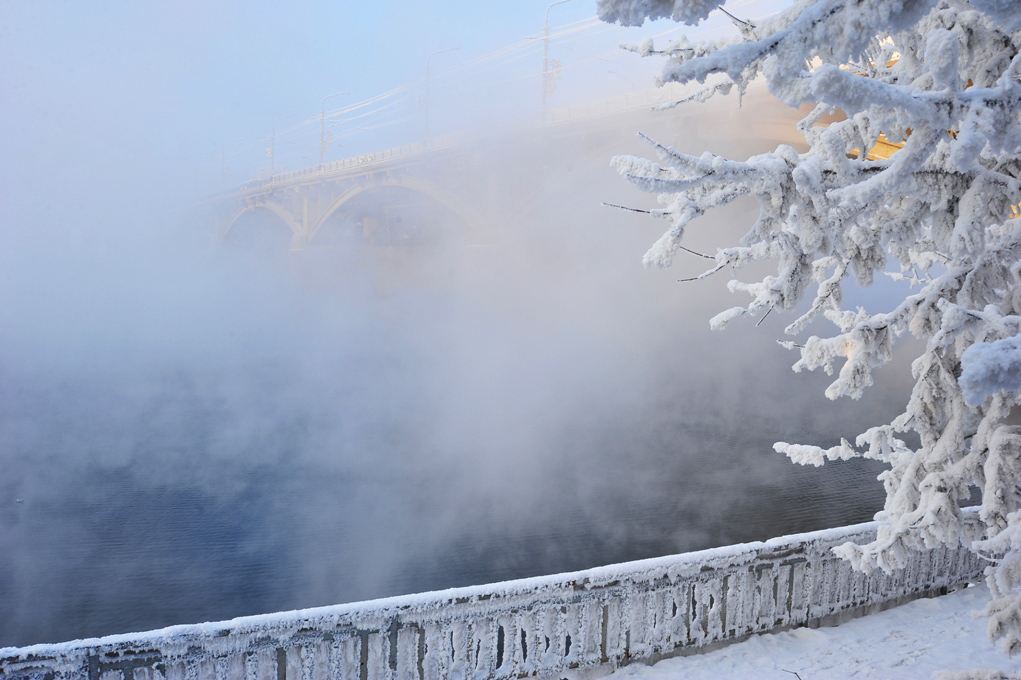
[598, 0, 1021, 653]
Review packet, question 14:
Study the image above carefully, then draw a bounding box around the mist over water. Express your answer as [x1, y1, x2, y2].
[1, 6, 912, 646]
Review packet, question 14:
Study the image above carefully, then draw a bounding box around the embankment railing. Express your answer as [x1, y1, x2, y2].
[1, 519, 985, 680]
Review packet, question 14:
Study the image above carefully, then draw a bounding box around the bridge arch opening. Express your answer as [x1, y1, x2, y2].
[220, 202, 302, 252]
[309, 177, 481, 249]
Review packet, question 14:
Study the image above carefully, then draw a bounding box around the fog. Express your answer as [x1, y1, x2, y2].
[2, 1, 908, 648]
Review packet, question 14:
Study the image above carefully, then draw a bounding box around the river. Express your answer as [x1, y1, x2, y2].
[0, 198, 914, 648]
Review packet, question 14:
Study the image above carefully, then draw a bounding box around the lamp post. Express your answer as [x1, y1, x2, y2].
[543, 0, 573, 108]
[270, 113, 299, 176]
[424, 46, 459, 140]
[319, 91, 349, 165]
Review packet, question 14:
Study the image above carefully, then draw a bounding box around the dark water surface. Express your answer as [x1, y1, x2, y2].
[0, 236, 908, 648]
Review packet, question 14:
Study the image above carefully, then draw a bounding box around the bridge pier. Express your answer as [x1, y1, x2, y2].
[289, 229, 308, 252]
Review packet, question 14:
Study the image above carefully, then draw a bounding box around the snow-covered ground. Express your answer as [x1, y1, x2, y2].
[614, 584, 1021, 680]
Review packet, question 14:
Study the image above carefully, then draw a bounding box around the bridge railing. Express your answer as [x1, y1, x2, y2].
[0, 517, 985, 680]
[237, 134, 466, 196]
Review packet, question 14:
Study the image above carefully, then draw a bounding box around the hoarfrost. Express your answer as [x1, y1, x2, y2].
[600, 0, 1021, 655]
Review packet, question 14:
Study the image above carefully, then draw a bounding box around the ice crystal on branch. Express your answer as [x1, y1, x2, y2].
[599, 0, 1021, 653]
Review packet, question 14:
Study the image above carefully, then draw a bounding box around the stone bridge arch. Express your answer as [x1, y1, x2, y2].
[220, 199, 305, 250]
[307, 174, 483, 244]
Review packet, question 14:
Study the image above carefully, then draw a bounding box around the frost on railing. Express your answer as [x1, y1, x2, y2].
[1, 519, 985, 680]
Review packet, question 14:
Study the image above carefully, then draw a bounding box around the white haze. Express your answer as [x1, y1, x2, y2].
[1, 2, 909, 648]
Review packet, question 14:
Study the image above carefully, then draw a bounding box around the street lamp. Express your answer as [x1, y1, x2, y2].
[424, 46, 459, 140]
[543, 0, 573, 108]
[270, 113, 300, 176]
[319, 91, 350, 165]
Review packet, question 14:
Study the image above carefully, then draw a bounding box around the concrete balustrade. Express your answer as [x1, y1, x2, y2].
[1, 519, 985, 680]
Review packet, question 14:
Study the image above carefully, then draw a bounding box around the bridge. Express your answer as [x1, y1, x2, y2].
[205, 84, 809, 253]
[211, 133, 484, 251]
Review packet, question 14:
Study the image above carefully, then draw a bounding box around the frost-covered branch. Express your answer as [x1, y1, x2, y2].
[600, 0, 1021, 655]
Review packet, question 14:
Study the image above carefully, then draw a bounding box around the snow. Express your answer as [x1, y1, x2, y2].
[614, 583, 1021, 680]
[961, 336, 1021, 407]
[596, 0, 724, 27]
